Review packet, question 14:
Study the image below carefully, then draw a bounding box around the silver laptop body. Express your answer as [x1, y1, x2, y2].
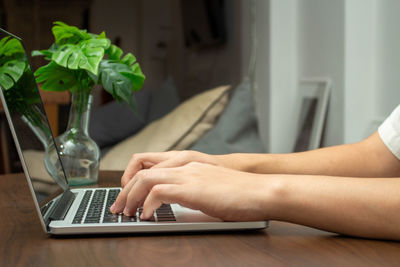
[0, 28, 268, 235]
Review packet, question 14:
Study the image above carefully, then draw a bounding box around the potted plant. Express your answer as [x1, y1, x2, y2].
[32, 21, 145, 186]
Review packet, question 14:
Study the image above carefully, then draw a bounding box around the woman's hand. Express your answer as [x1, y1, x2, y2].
[120, 150, 236, 187]
[112, 162, 273, 221]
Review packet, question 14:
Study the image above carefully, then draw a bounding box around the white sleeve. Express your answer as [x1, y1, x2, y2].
[378, 104, 400, 160]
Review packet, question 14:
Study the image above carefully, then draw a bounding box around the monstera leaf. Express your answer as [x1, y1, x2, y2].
[0, 60, 26, 90]
[104, 44, 145, 91]
[0, 36, 25, 59]
[0, 36, 26, 90]
[96, 60, 139, 108]
[34, 61, 79, 92]
[52, 38, 110, 75]
[52, 21, 92, 45]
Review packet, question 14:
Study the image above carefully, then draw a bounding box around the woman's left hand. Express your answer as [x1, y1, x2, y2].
[111, 162, 274, 221]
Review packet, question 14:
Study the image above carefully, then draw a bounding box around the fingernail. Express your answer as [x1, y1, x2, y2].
[110, 203, 116, 213]
[123, 207, 130, 216]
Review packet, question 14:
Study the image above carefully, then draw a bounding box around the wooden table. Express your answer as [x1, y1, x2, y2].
[1, 171, 400, 266]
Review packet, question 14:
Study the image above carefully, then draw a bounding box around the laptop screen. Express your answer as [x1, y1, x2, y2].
[0, 29, 68, 209]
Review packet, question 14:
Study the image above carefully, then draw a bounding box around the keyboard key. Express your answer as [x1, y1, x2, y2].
[103, 214, 119, 223]
[102, 189, 121, 223]
[72, 190, 92, 224]
[156, 204, 176, 221]
[73, 189, 176, 225]
[122, 215, 137, 223]
[84, 190, 106, 224]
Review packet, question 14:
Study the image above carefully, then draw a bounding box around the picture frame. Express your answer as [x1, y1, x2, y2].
[293, 77, 331, 152]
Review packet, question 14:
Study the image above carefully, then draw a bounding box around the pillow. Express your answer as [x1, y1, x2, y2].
[189, 78, 265, 154]
[89, 89, 151, 148]
[100, 85, 230, 170]
[148, 76, 180, 122]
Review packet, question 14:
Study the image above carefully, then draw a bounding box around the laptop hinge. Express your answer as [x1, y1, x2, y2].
[49, 190, 76, 221]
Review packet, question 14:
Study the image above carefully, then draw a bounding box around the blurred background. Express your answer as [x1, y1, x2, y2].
[2, 0, 400, 174]
[0, 0, 249, 174]
[1, 0, 244, 101]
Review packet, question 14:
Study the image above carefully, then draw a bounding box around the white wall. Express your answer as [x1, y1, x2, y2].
[343, 0, 377, 142]
[375, 0, 400, 120]
[298, 0, 345, 146]
[255, 0, 400, 152]
[254, 0, 298, 153]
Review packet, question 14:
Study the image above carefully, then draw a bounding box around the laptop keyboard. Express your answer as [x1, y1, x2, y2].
[72, 189, 176, 224]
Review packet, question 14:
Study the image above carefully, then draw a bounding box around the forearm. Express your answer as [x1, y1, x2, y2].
[218, 132, 400, 177]
[263, 174, 400, 240]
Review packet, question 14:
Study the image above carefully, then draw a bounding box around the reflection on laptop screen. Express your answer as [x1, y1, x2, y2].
[0, 29, 68, 207]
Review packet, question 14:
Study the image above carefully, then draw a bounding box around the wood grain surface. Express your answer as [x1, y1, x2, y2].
[1, 171, 399, 267]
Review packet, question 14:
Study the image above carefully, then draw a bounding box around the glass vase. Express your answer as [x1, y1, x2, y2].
[50, 91, 100, 186]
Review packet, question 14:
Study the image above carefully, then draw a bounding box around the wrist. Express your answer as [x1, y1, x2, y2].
[258, 174, 291, 221]
[237, 174, 289, 221]
[214, 153, 250, 172]
[216, 153, 276, 173]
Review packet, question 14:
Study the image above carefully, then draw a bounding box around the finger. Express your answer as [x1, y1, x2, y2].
[151, 156, 188, 169]
[141, 184, 183, 220]
[111, 175, 138, 213]
[122, 168, 183, 216]
[121, 161, 154, 188]
[121, 152, 174, 187]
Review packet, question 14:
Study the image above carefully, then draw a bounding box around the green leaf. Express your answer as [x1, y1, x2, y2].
[31, 43, 59, 60]
[34, 61, 79, 92]
[103, 44, 145, 92]
[121, 63, 145, 91]
[0, 72, 13, 89]
[52, 21, 92, 44]
[52, 38, 109, 74]
[105, 44, 123, 60]
[0, 60, 26, 90]
[31, 49, 52, 59]
[0, 36, 9, 50]
[0, 37, 25, 58]
[31, 50, 45, 57]
[121, 53, 136, 66]
[131, 63, 145, 90]
[97, 31, 106, 39]
[98, 60, 135, 104]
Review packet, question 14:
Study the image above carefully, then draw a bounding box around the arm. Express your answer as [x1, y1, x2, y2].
[112, 162, 400, 240]
[112, 131, 400, 240]
[121, 132, 400, 187]
[269, 174, 400, 240]
[220, 132, 400, 177]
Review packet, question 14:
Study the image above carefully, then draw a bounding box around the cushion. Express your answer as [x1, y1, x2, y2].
[89, 89, 151, 148]
[100, 85, 230, 170]
[148, 76, 180, 122]
[189, 78, 265, 154]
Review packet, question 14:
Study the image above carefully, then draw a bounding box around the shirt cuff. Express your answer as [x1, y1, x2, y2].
[378, 105, 400, 160]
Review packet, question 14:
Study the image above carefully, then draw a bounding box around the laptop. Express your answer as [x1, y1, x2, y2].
[0, 29, 268, 235]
